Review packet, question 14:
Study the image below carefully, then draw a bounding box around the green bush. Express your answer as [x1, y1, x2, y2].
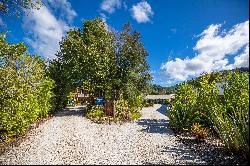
[196, 76, 221, 127]
[114, 94, 142, 121]
[191, 123, 209, 140]
[0, 35, 55, 141]
[128, 94, 143, 112]
[143, 100, 154, 107]
[131, 111, 141, 120]
[165, 99, 171, 105]
[85, 105, 105, 119]
[67, 102, 75, 107]
[48, 60, 71, 111]
[168, 83, 199, 131]
[115, 96, 130, 119]
[209, 72, 249, 157]
[149, 101, 154, 106]
[169, 71, 249, 158]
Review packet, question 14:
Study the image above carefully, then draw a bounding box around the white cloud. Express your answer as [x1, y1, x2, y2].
[131, 1, 154, 23]
[228, 46, 249, 69]
[0, 16, 7, 29]
[101, 0, 122, 14]
[0, 17, 4, 26]
[46, 0, 77, 23]
[161, 20, 249, 81]
[100, 13, 108, 23]
[123, 1, 128, 10]
[23, 0, 76, 60]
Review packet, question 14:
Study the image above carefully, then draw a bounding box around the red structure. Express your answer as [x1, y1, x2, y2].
[104, 100, 115, 117]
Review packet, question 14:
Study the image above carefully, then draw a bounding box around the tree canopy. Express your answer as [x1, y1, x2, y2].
[0, 0, 42, 16]
[49, 18, 152, 109]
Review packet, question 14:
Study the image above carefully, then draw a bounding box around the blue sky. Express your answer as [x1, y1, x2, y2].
[0, 0, 249, 87]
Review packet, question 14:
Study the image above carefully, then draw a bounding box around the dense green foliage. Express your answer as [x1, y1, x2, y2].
[169, 83, 198, 131]
[115, 96, 130, 120]
[49, 18, 151, 116]
[0, 34, 54, 141]
[86, 106, 105, 119]
[210, 72, 249, 157]
[47, 60, 72, 111]
[169, 71, 249, 157]
[115, 23, 151, 101]
[0, 0, 42, 16]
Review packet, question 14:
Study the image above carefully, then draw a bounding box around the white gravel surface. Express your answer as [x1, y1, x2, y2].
[0, 104, 206, 165]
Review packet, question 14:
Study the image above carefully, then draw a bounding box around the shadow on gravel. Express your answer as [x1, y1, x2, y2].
[161, 145, 205, 165]
[54, 106, 87, 117]
[136, 119, 174, 135]
[155, 105, 170, 116]
[161, 137, 248, 165]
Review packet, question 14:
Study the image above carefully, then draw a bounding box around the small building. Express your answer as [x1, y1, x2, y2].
[74, 89, 89, 105]
[216, 81, 227, 96]
[144, 94, 175, 105]
[193, 81, 227, 96]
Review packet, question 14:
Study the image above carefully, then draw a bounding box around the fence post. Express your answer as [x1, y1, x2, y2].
[113, 100, 116, 118]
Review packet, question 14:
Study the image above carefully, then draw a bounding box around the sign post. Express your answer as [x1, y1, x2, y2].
[95, 97, 104, 105]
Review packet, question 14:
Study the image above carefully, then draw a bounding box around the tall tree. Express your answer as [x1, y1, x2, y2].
[0, 0, 42, 16]
[49, 18, 117, 108]
[116, 23, 152, 99]
[49, 18, 152, 109]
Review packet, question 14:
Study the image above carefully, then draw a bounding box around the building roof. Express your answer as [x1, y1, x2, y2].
[144, 94, 175, 100]
[77, 94, 89, 98]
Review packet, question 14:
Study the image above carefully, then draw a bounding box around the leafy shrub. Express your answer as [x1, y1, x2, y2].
[209, 72, 249, 157]
[66, 92, 76, 107]
[128, 94, 143, 112]
[149, 101, 154, 106]
[85, 105, 105, 119]
[191, 123, 209, 140]
[48, 60, 71, 111]
[67, 102, 75, 107]
[115, 96, 130, 119]
[114, 94, 142, 121]
[131, 111, 141, 120]
[165, 99, 171, 105]
[170, 71, 249, 158]
[168, 83, 199, 131]
[0, 35, 55, 141]
[196, 76, 221, 127]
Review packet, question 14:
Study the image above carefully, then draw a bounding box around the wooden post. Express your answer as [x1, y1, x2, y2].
[113, 100, 116, 118]
[112, 88, 116, 118]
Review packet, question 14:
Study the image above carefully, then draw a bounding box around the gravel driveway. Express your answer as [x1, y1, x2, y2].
[0, 104, 206, 165]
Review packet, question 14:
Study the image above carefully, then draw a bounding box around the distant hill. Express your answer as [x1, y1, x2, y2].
[149, 84, 176, 95]
[149, 67, 249, 94]
[185, 67, 249, 87]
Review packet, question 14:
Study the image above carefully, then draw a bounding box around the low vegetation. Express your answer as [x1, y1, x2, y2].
[169, 71, 249, 158]
[85, 106, 105, 119]
[86, 94, 142, 123]
[191, 123, 209, 140]
[143, 100, 154, 107]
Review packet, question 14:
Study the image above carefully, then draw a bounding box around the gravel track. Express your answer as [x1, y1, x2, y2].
[0, 104, 206, 165]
